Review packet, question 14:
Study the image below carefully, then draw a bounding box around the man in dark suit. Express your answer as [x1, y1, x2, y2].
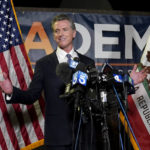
[0, 14, 95, 150]
[0, 14, 147, 150]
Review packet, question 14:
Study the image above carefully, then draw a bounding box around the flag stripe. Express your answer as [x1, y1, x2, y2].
[128, 95, 150, 150]
[0, 93, 19, 150]
[1, 48, 39, 148]
[8, 47, 32, 145]
[26, 105, 44, 140]
[132, 84, 150, 134]
[10, 47, 27, 89]
[0, 54, 18, 150]
[4, 47, 42, 145]
[19, 44, 33, 79]
[0, 97, 19, 150]
[15, 45, 32, 85]
[0, 116, 9, 150]
[13, 46, 44, 139]
[0, 51, 31, 147]
[3, 48, 35, 144]
[33, 100, 45, 133]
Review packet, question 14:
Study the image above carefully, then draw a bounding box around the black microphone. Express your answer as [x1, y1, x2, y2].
[56, 62, 73, 98]
[101, 62, 113, 75]
[56, 62, 72, 84]
[71, 61, 89, 110]
[123, 73, 135, 95]
[68, 57, 79, 70]
[74, 57, 80, 62]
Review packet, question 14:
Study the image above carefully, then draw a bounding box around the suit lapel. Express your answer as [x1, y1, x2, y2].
[48, 51, 59, 71]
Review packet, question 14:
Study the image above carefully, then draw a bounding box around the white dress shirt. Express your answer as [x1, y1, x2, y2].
[56, 47, 78, 63]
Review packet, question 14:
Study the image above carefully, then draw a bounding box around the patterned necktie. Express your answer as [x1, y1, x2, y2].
[66, 54, 72, 63]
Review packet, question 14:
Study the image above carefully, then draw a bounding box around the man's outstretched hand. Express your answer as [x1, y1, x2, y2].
[0, 72, 13, 94]
[130, 64, 147, 85]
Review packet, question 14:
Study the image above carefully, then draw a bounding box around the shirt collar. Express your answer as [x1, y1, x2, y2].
[56, 47, 78, 63]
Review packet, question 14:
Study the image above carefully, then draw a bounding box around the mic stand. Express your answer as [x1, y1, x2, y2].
[72, 86, 84, 150]
[74, 86, 84, 111]
[100, 90, 111, 150]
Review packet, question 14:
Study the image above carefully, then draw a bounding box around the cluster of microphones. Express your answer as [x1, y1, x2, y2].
[56, 57, 135, 115]
[56, 57, 97, 99]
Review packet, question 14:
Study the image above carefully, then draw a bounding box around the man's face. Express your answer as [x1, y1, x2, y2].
[53, 20, 76, 52]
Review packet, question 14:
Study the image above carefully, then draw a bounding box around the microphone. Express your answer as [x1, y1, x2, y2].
[74, 57, 80, 62]
[113, 73, 123, 83]
[56, 63, 73, 98]
[72, 71, 88, 110]
[71, 62, 89, 110]
[68, 57, 79, 69]
[123, 73, 134, 85]
[56, 62, 72, 84]
[100, 63, 135, 95]
[72, 71, 88, 86]
[123, 73, 135, 94]
[75, 62, 87, 72]
[100, 63, 116, 86]
[101, 62, 113, 75]
[69, 58, 89, 86]
[56, 57, 80, 82]
[113, 73, 135, 94]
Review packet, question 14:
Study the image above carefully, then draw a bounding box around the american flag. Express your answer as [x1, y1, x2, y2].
[0, 0, 45, 149]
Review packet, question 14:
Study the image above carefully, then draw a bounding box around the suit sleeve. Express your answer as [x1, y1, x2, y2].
[6, 61, 44, 104]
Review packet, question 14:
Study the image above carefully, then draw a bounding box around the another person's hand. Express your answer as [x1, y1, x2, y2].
[130, 64, 147, 85]
[0, 72, 13, 94]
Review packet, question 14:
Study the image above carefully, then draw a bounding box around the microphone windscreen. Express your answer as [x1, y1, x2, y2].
[73, 57, 80, 62]
[75, 62, 87, 72]
[101, 63, 113, 74]
[56, 62, 72, 84]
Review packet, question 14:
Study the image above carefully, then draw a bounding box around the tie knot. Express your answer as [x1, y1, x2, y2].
[66, 54, 72, 63]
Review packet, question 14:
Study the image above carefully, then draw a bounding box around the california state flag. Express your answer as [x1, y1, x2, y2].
[128, 36, 150, 150]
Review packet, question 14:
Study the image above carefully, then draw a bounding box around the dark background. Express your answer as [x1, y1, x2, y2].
[13, 0, 150, 12]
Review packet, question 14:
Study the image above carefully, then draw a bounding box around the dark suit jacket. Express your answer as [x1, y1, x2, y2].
[6, 51, 95, 146]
